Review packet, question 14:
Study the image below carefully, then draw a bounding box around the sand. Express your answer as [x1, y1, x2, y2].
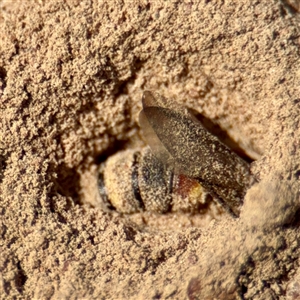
[0, 1, 300, 299]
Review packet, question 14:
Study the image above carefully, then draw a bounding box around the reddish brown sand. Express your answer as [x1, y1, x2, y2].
[0, 1, 300, 299]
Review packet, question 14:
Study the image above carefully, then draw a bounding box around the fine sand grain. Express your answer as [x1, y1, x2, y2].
[0, 1, 300, 299]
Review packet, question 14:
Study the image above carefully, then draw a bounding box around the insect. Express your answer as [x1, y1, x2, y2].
[99, 91, 252, 217]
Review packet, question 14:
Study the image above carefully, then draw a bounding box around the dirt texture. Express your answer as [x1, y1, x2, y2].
[0, 1, 300, 299]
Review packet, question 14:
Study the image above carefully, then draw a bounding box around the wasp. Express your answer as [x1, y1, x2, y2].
[98, 91, 253, 217]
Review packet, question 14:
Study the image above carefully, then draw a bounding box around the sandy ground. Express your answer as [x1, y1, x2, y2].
[0, 1, 300, 299]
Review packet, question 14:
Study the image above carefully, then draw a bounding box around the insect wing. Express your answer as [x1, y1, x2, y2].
[139, 91, 252, 217]
[139, 109, 174, 167]
[139, 91, 191, 174]
[140, 91, 227, 183]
